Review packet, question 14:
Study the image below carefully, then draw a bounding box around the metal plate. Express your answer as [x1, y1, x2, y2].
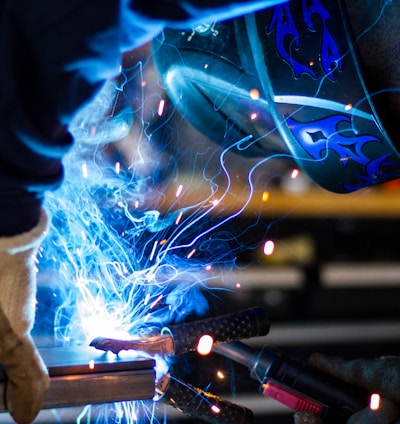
[0, 346, 156, 411]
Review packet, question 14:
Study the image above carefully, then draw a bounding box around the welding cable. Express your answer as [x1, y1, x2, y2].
[162, 306, 270, 356]
[156, 373, 254, 424]
[214, 341, 371, 424]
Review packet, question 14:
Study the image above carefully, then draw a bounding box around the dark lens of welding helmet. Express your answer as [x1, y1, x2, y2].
[152, 0, 400, 193]
[151, 18, 289, 159]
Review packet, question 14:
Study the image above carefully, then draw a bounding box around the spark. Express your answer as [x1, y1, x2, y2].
[262, 191, 270, 202]
[205, 264, 212, 271]
[211, 405, 221, 414]
[149, 294, 163, 310]
[81, 162, 88, 179]
[175, 184, 184, 197]
[216, 371, 225, 379]
[88, 360, 95, 370]
[263, 240, 275, 256]
[249, 88, 260, 100]
[115, 161, 121, 174]
[197, 335, 214, 356]
[345, 103, 353, 111]
[187, 248, 196, 259]
[236, 283, 241, 288]
[144, 293, 151, 306]
[175, 211, 184, 225]
[149, 240, 158, 261]
[250, 112, 258, 121]
[290, 168, 299, 179]
[211, 199, 219, 206]
[370, 393, 381, 411]
[157, 99, 166, 116]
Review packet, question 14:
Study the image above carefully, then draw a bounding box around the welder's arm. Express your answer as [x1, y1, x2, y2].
[294, 354, 400, 424]
[1, 0, 289, 237]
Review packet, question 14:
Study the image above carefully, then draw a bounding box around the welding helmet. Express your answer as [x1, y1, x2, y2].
[152, 0, 400, 193]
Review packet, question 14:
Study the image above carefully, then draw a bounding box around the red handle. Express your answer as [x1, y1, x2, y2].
[263, 381, 324, 415]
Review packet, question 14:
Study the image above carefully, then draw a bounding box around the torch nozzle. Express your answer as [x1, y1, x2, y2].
[90, 307, 269, 358]
[90, 334, 174, 356]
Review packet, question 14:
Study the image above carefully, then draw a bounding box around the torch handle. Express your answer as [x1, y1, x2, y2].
[164, 307, 269, 355]
[162, 375, 253, 424]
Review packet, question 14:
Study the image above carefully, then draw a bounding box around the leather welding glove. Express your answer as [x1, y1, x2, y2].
[294, 354, 400, 424]
[0, 210, 50, 424]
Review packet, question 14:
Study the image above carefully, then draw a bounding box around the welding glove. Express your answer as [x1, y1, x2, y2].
[294, 354, 400, 424]
[0, 210, 50, 424]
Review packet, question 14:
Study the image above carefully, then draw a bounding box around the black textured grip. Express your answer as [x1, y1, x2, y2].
[164, 307, 269, 355]
[162, 376, 254, 424]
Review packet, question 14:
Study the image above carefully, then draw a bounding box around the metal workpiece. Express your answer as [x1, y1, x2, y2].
[0, 346, 155, 412]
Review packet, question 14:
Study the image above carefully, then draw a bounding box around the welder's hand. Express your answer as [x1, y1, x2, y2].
[0, 210, 50, 424]
[294, 354, 400, 424]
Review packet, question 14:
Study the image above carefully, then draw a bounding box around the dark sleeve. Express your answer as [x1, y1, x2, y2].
[0, 0, 287, 235]
[0, 0, 125, 235]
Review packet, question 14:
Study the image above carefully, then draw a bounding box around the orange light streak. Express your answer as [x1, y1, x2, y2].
[187, 248, 196, 259]
[175, 211, 184, 225]
[262, 191, 270, 202]
[176, 184, 184, 197]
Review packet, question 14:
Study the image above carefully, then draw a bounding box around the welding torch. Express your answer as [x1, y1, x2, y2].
[91, 306, 270, 424]
[214, 341, 372, 424]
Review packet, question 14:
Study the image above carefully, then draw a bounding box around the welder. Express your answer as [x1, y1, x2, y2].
[0, 1, 399, 423]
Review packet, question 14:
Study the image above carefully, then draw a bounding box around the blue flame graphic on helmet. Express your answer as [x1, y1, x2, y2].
[267, 0, 342, 80]
[287, 114, 400, 190]
[287, 115, 380, 165]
